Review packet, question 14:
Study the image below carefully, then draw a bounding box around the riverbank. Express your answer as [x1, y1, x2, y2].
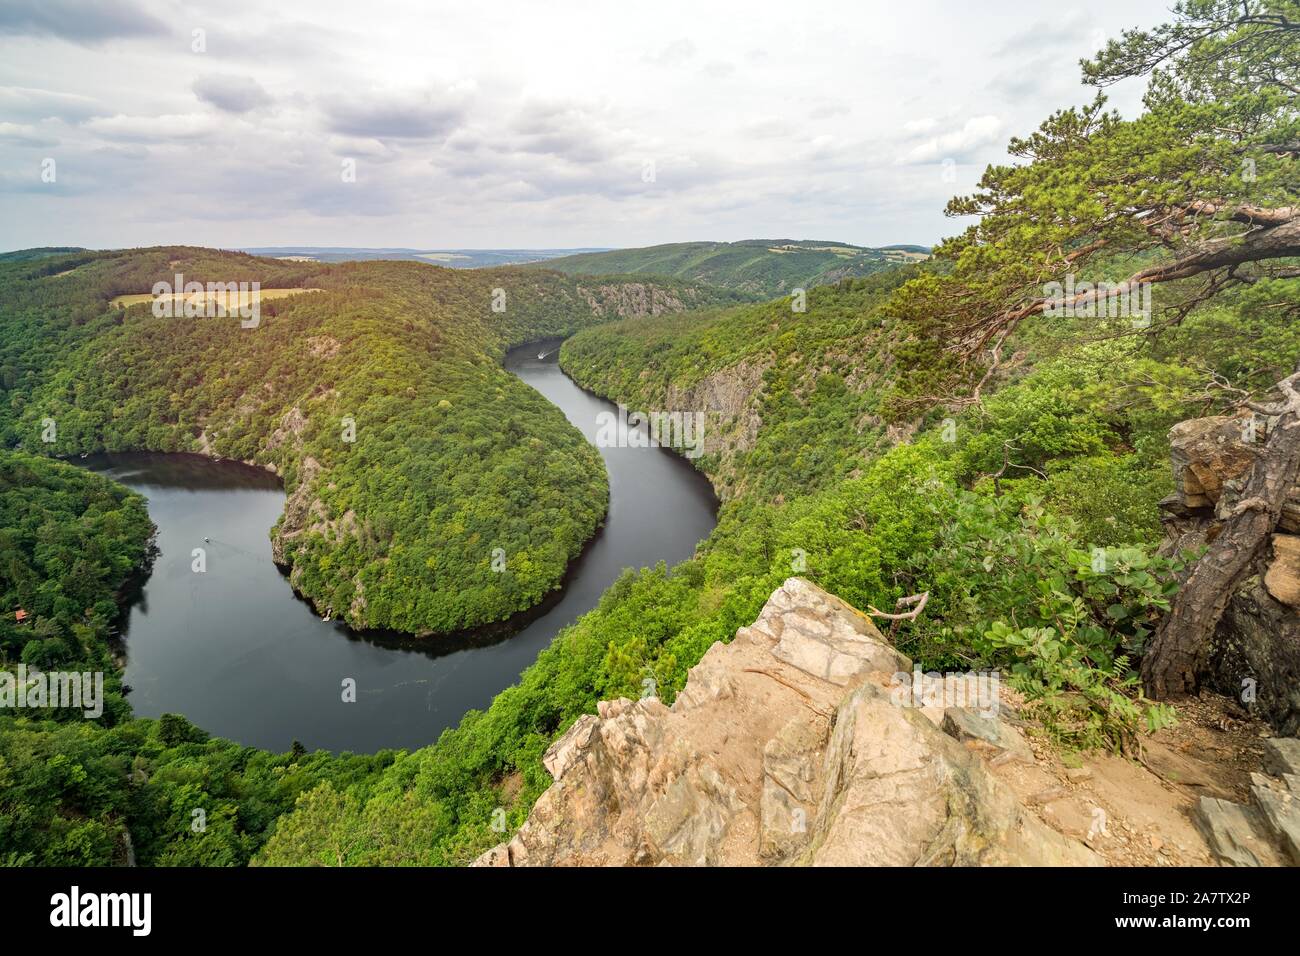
[80, 343, 717, 753]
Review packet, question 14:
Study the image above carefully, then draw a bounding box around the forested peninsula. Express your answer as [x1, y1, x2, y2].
[0, 248, 741, 635]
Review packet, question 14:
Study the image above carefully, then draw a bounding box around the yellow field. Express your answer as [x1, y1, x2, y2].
[767, 244, 886, 257]
[110, 288, 322, 309]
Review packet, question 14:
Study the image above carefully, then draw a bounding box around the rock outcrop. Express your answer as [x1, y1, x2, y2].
[1168, 414, 1260, 511]
[577, 283, 688, 318]
[475, 578, 1099, 867]
[269, 454, 326, 566]
[664, 360, 768, 494]
[1165, 413, 1300, 530]
[1159, 413, 1300, 734]
[1264, 534, 1300, 608]
[1194, 738, 1300, 866]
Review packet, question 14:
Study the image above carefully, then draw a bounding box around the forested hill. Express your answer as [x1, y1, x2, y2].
[0, 247, 87, 262]
[254, 248, 1298, 865]
[0, 246, 742, 637]
[0, 452, 395, 865]
[521, 239, 930, 298]
[6, 246, 1290, 866]
[4, 0, 1295, 870]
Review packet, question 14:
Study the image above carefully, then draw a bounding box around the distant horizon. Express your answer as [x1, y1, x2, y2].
[2, 237, 935, 256]
[0, 0, 1166, 250]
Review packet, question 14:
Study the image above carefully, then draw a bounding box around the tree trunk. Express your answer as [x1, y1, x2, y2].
[1142, 377, 1300, 699]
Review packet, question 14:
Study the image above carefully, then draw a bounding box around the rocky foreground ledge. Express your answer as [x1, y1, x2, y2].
[475, 578, 1100, 867]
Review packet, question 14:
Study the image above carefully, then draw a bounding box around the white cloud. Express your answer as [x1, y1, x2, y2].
[898, 115, 1004, 164]
[0, 85, 101, 122]
[0, 0, 169, 46]
[645, 38, 696, 66]
[321, 89, 466, 141]
[326, 134, 392, 159]
[193, 74, 272, 114]
[0, 121, 58, 147]
[0, 0, 1172, 250]
[83, 112, 220, 141]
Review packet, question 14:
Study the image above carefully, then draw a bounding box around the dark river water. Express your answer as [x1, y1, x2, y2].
[86, 342, 717, 753]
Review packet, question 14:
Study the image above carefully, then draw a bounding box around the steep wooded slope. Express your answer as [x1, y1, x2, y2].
[0, 247, 739, 635]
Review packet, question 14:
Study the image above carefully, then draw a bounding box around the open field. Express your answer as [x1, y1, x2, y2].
[110, 287, 323, 310]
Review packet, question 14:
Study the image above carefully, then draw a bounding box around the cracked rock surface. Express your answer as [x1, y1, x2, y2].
[475, 577, 1099, 867]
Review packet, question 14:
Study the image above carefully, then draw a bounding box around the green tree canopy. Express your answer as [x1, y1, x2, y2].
[888, 0, 1298, 405]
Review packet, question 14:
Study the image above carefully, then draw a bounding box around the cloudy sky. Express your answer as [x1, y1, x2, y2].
[0, 0, 1172, 252]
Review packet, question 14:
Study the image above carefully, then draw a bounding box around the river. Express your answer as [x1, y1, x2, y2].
[85, 341, 718, 753]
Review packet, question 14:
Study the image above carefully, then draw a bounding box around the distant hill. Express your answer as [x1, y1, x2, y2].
[0, 247, 87, 262]
[239, 247, 612, 268]
[523, 239, 931, 298]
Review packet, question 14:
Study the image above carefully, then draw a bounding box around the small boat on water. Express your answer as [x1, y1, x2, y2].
[321, 607, 333, 622]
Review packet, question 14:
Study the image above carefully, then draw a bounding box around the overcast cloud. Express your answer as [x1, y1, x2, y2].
[0, 0, 1170, 251]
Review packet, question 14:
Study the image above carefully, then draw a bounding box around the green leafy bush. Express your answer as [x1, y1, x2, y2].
[980, 539, 1182, 753]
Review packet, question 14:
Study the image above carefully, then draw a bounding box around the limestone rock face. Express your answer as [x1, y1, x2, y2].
[1263, 738, 1300, 778]
[269, 455, 324, 565]
[576, 282, 687, 318]
[474, 578, 1099, 867]
[1264, 534, 1300, 608]
[1163, 413, 1300, 531]
[1167, 414, 1258, 510]
[1194, 797, 1284, 867]
[1206, 581, 1300, 736]
[1194, 765, 1300, 866]
[1160, 415, 1300, 734]
[663, 360, 768, 479]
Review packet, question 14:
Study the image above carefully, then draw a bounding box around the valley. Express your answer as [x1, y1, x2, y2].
[0, 0, 1296, 885]
[2, 233, 1297, 866]
[81, 344, 716, 754]
[0, 248, 742, 638]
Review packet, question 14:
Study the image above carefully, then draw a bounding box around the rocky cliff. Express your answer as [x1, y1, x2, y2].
[576, 282, 691, 317]
[475, 578, 1100, 867]
[1159, 413, 1300, 735]
[663, 359, 768, 496]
